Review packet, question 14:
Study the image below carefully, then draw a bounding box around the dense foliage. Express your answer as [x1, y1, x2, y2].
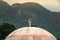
[0, 23, 16, 40]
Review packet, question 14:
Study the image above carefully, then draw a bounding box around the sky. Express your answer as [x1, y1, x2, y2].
[3, 0, 60, 12]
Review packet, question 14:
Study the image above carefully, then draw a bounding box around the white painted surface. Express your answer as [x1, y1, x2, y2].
[5, 27, 57, 40]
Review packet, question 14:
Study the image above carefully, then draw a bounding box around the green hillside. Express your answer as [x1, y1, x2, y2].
[0, 0, 60, 40]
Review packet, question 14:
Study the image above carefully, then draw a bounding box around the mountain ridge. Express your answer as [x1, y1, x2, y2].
[0, 1, 60, 39]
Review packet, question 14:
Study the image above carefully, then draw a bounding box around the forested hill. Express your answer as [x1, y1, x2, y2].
[0, 0, 60, 40]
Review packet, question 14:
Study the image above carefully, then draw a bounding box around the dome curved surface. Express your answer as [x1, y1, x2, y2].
[5, 27, 57, 40]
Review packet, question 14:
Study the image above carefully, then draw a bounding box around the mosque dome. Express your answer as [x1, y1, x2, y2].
[5, 19, 57, 40]
[5, 27, 57, 40]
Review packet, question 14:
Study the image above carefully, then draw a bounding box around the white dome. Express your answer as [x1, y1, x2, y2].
[5, 27, 57, 40]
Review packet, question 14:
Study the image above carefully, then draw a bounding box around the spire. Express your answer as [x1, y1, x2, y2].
[28, 19, 32, 27]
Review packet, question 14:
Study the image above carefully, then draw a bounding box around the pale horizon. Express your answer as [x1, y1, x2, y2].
[3, 0, 60, 12]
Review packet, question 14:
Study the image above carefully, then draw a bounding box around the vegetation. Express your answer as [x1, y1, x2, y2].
[0, 23, 16, 40]
[0, 0, 60, 40]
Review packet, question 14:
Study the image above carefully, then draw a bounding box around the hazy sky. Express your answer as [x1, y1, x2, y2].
[3, 0, 60, 12]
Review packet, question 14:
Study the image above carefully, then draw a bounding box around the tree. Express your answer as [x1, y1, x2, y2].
[0, 23, 16, 40]
[31, 23, 37, 27]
